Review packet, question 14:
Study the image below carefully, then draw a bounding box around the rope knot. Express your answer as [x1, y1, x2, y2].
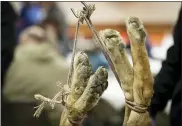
[125, 99, 148, 113]
[71, 2, 96, 24]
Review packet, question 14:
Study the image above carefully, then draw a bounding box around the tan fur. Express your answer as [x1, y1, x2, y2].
[60, 52, 108, 126]
[99, 17, 153, 126]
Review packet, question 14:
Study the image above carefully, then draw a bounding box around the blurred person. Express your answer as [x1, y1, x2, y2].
[3, 25, 69, 126]
[1, 2, 17, 88]
[75, 34, 109, 72]
[149, 6, 182, 126]
[16, 2, 46, 41]
[40, 2, 70, 57]
[1, 2, 18, 126]
[87, 51, 109, 72]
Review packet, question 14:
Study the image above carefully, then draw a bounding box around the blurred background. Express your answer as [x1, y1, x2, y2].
[1, 1, 181, 126]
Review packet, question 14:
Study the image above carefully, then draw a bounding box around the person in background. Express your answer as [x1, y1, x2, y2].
[16, 2, 46, 41]
[1, 2, 18, 126]
[1, 2, 17, 88]
[40, 2, 70, 57]
[3, 25, 69, 126]
[75, 34, 109, 72]
[149, 6, 182, 126]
